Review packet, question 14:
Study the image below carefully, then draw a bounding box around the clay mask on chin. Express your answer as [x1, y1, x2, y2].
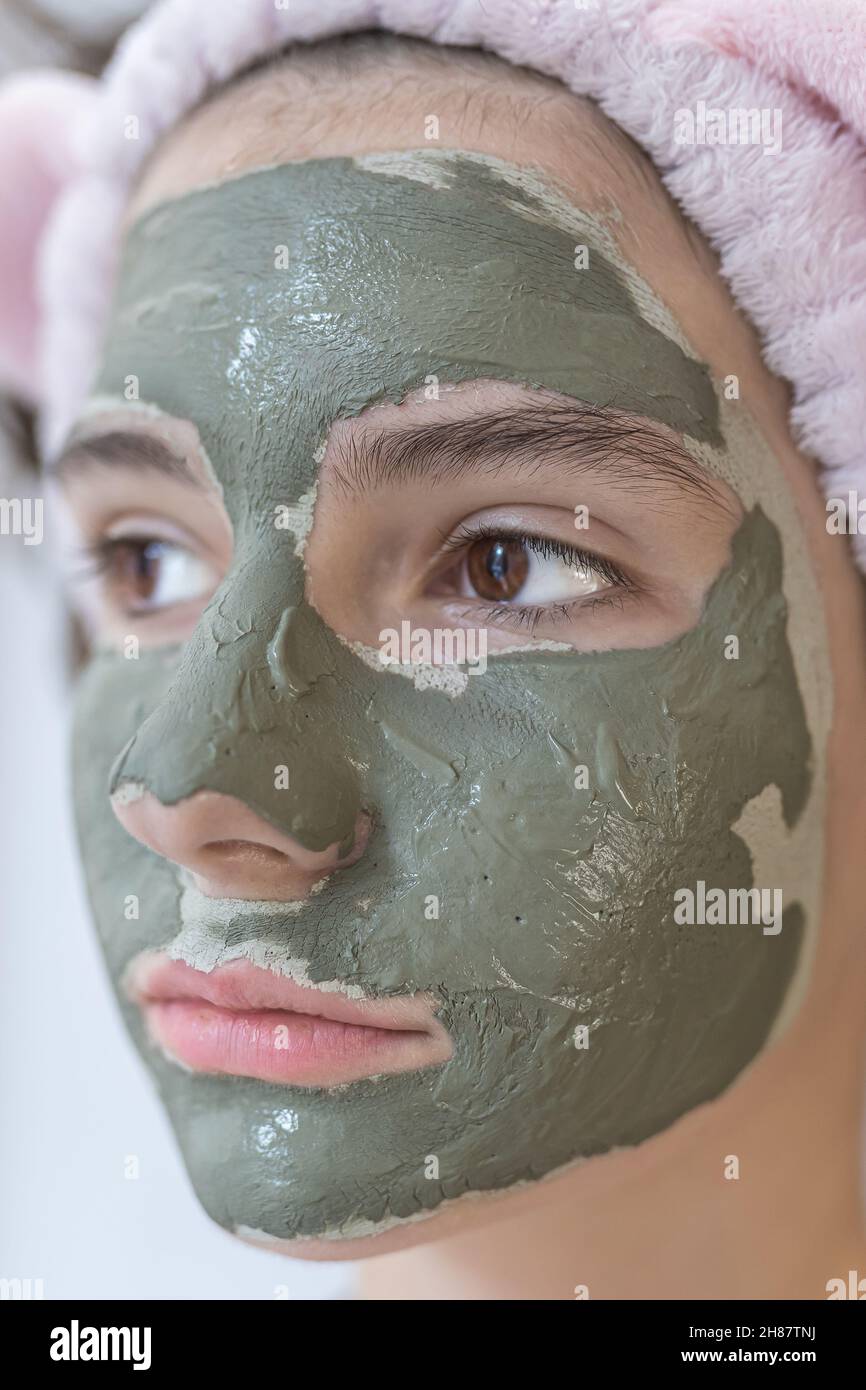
[71, 151, 828, 1243]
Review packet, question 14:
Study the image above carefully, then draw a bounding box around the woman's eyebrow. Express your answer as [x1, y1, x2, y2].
[49, 430, 204, 488]
[331, 401, 728, 508]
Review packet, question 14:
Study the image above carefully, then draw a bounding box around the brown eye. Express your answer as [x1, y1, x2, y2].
[466, 537, 530, 600]
[106, 539, 165, 604]
[96, 536, 217, 613]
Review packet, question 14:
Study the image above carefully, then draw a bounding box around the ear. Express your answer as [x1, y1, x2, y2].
[0, 70, 99, 405]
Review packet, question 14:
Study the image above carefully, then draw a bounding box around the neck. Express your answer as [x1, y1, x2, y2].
[358, 992, 866, 1300]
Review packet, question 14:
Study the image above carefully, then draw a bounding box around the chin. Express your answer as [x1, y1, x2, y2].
[233, 1220, 443, 1262]
[228, 1176, 546, 1262]
[227, 1152, 602, 1262]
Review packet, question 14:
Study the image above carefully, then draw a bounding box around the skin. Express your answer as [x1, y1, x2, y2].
[54, 51, 866, 1297]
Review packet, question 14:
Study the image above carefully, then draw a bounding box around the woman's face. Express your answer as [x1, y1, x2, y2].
[54, 84, 833, 1254]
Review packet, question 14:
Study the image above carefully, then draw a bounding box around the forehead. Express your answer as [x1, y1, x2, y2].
[126, 46, 674, 237]
[119, 46, 735, 432]
[94, 149, 722, 508]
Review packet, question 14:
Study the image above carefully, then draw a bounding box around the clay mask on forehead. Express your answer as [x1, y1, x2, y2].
[71, 150, 827, 1242]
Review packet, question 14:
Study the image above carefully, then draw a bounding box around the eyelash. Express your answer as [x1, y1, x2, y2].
[439, 520, 638, 626]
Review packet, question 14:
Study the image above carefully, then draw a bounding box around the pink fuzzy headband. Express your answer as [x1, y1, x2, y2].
[0, 0, 864, 563]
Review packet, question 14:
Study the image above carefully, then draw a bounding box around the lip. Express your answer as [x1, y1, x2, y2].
[124, 953, 453, 1087]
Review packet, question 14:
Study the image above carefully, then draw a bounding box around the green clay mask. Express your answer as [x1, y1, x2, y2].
[71, 151, 828, 1242]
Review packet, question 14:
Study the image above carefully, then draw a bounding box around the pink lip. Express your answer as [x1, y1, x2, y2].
[124, 953, 453, 1087]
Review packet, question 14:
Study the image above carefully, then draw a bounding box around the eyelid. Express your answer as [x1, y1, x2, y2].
[60, 491, 227, 561]
[69, 515, 202, 579]
[101, 511, 206, 548]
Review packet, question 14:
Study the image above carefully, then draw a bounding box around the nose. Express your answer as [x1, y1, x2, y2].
[111, 787, 370, 901]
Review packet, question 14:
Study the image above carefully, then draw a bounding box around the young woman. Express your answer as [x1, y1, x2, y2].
[2, 5, 865, 1301]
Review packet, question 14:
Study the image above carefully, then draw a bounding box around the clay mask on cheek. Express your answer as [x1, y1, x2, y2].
[71, 151, 828, 1242]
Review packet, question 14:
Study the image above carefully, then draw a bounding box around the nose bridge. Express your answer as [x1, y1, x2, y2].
[109, 558, 365, 856]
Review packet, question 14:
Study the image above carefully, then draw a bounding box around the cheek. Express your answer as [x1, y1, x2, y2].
[399, 657, 794, 1019]
[71, 650, 183, 981]
[363, 510, 812, 1115]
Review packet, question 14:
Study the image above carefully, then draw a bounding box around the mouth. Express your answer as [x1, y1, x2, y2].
[124, 953, 453, 1087]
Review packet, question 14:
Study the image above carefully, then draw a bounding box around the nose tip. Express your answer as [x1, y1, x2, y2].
[111, 786, 370, 901]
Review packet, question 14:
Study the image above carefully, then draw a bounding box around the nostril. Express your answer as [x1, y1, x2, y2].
[199, 840, 289, 868]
